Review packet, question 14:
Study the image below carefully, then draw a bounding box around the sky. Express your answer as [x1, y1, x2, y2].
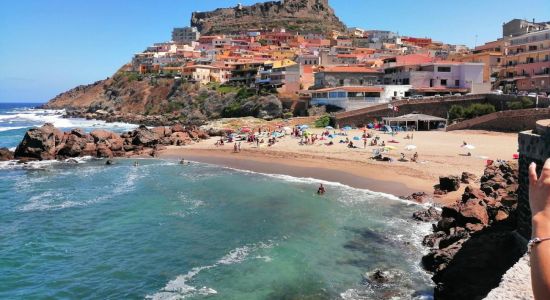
[1, 0, 549, 103]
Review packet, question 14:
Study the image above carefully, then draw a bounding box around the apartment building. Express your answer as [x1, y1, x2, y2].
[172, 27, 200, 45]
[500, 28, 550, 93]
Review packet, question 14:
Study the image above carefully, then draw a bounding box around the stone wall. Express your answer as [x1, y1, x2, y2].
[517, 120, 550, 239]
[447, 108, 550, 132]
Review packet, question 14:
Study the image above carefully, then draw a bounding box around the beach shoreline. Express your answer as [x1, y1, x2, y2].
[159, 147, 434, 197]
[157, 128, 518, 203]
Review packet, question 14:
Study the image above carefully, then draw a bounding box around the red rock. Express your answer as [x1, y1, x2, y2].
[0, 147, 14, 161]
[82, 143, 97, 156]
[96, 143, 113, 158]
[90, 129, 119, 142]
[461, 186, 486, 203]
[152, 126, 171, 138]
[109, 138, 124, 152]
[461, 172, 477, 184]
[459, 202, 489, 225]
[170, 124, 185, 133]
[464, 223, 485, 232]
[14, 123, 59, 160]
[495, 210, 509, 222]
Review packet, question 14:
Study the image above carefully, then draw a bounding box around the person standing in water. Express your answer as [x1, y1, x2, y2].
[317, 184, 326, 195]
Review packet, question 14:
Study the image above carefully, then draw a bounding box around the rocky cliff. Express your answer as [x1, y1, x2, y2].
[191, 0, 346, 34]
[43, 71, 283, 125]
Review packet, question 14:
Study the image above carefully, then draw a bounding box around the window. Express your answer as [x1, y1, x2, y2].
[359, 79, 364, 85]
[339, 79, 344, 85]
[455, 80, 460, 87]
[437, 66, 451, 72]
[440, 79, 447, 86]
[430, 79, 434, 87]
[402, 78, 410, 85]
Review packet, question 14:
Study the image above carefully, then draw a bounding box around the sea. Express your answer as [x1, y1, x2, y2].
[0, 102, 434, 299]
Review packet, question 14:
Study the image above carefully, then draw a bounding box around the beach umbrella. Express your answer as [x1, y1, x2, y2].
[299, 125, 309, 130]
[283, 126, 291, 131]
[463, 144, 476, 150]
[328, 134, 334, 138]
[325, 126, 334, 130]
[405, 145, 417, 151]
[353, 136, 360, 141]
[384, 146, 397, 151]
[343, 126, 352, 131]
[240, 128, 252, 133]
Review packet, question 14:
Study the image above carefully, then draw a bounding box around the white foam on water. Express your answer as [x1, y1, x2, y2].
[0, 108, 138, 131]
[147, 240, 275, 299]
[17, 161, 146, 212]
[0, 126, 27, 132]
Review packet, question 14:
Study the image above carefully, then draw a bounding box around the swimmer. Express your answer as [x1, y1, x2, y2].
[318, 184, 326, 194]
[133, 161, 139, 167]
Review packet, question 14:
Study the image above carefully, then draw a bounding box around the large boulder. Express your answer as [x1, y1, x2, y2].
[0, 147, 14, 161]
[439, 175, 461, 192]
[14, 123, 62, 160]
[90, 129, 119, 143]
[170, 132, 191, 146]
[132, 125, 161, 146]
[152, 126, 172, 138]
[57, 133, 88, 158]
[412, 207, 441, 222]
[461, 172, 477, 184]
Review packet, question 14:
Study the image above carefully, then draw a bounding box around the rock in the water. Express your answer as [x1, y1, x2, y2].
[439, 175, 461, 192]
[412, 207, 441, 222]
[404, 192, 432, 203]
[14, 123, 61, 160]
[0, 147, 14, 161]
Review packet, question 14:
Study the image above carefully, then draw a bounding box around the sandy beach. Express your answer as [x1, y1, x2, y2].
[158, 128, 519, 203]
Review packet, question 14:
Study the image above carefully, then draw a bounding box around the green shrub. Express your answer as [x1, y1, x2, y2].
[463, 103, 496, 119]
[314, 115, 331, 128]
[507, 101, 523, 110]
[520, 97, 534, 108]
[236, 88, 254, 100]
[448, 105, 465, 121]
[283, 112, 294, 119]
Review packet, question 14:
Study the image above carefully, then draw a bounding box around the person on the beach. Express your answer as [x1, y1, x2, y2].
[411, 152, 418, 162]
[233, 143, 238, 153]
[528, 159, 550, 299]
[364, 139, 367, 148]
[238, 142, 241, 152]
[317, 184, 326, 195]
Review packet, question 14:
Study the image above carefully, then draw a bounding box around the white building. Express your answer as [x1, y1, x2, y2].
[309, 85, 411, 111]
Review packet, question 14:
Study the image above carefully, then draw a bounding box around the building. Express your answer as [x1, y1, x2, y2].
[500, 28, 550, 93]
[228, 61, 265, 86]
[309, 85, 411, 111]
[257, 59, 300, 96]
[383, 61, 486, 95]
[503, 19, 550, 38]
[172, 27, 200, 44]
[449, 51, 502, 84]
[313, 66, 383, 88]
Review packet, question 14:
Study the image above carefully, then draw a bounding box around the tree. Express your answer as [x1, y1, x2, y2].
[448, 105, 465, 121]
[314, 115, 331, 128]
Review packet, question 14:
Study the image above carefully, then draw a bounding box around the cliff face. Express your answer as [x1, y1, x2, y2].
[191, 0, 346, 34]
[43, 72, 284, 124]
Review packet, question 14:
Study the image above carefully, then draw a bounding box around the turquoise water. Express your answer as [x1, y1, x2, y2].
[0, 104, 434, 299]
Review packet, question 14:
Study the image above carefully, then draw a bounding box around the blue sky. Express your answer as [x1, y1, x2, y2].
[1, 0, 549, 103]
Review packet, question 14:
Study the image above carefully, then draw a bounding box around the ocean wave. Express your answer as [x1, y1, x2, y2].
[0, 126, 27, 132]
[17, 161, 145, 212]
[0, 108, 138, 131]
[147, 240, 275, 299]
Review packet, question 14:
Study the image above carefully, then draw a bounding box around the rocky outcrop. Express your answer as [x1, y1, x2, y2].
[438, 175, 461, 192]
[191, 0, 346, 35]
[420, 161, 525, 300]
[13, 123, 208, 161]
[44, 75, 284, 125]
[0, 147, 14, 161]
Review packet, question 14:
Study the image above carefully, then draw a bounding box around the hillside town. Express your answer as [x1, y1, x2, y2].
[128, 17, 550, 112]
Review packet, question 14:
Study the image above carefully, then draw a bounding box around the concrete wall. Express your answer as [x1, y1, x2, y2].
[518, 120, 550, 239]
[446, 108, 550, 132]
